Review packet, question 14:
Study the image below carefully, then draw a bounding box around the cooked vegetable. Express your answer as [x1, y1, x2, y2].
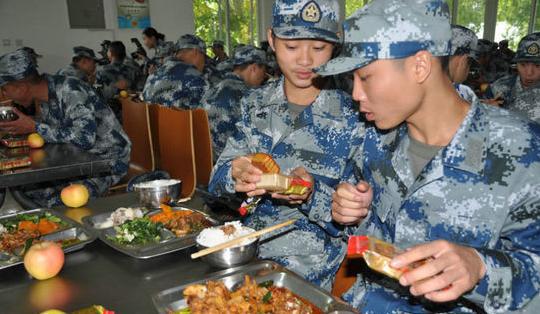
[110, 217, 162, 245]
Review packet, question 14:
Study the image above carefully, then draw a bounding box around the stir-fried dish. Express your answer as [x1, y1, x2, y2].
[149, 205, 212, 237]
[179, 275, 321, 314]
[0, 212, 65, 253]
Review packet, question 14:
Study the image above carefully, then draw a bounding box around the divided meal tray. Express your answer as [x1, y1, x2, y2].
[0, 208, 96, 270]
[82, 207, 220, 259]
[152, 260, 358, 314]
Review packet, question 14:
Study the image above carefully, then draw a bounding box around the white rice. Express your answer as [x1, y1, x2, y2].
[196, 221, 256, 248]
[133, 179, 180, 189]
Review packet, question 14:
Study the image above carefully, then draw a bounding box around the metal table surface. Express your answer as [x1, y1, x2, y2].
[0, 144, 112, 188]
[0, 192, 227, 314]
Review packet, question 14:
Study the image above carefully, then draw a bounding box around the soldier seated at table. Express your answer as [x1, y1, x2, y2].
[142, 34, 208, 109]
[0, 49, 131, 208]
[96, 41, 141, 119]
[484, 32, 540, 123]
[449, 25, 479, 103]
[314, 0, 540, 312]
[57, 46, 98, 84]
[201, 45, 267, 162]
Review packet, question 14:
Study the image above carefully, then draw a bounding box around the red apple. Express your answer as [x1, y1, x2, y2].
[60, 184, 89, 208]
[24, 241, 65, 280]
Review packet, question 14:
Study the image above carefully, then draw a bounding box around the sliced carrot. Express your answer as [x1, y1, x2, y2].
[38, 218, 59, 234]
[18, 220, 38, 232]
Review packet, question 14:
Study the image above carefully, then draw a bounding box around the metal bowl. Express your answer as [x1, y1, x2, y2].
[198, 239, 259, 269]
[134, 180, 181, 208]
[0, 106, 17, 122]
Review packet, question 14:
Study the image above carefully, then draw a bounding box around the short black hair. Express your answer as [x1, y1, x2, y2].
[109, 41, 127, 61]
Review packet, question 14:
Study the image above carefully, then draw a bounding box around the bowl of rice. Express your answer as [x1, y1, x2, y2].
[133, 179, 181, 208]
[196, 221, 258, 268]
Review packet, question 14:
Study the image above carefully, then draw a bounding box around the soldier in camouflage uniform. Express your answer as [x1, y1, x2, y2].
[449, 25, 478, 103]
[486, 32, 540, 123]
[147, 41, 175, 74]
[142, 34, 208, 109]
[0, 49, 131, 207]
[314, 0, 540, 312]
[209, 0, 363, 291]
[57, 46, 98, 83]
[201, 45, 268, 162]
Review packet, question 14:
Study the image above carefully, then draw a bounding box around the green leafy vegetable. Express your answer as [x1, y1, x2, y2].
[258, 280, 274, 288]
[262, 291, 272, 303]
[109, 217, 162, 245]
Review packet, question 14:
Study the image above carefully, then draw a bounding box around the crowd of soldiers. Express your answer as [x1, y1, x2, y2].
[0, 0, 539, 312]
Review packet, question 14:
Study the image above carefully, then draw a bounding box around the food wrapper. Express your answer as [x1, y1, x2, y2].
[1, 136, 28, 148]
[250, 152, 280, 173]
[0, 155, 31, 170]
[72, 305, 115, 314]
[347, 235, 429, 280]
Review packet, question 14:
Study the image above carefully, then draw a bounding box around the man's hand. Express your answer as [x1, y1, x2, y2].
[331, 181, 372, 225]
[271, 167, 313, 205]
[231, 156, 265, 197]
[0, 107, 36, 134]
[391, 240, 487, 303]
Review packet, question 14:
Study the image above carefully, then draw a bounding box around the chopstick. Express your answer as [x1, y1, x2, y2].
[191, 219, 297, 259]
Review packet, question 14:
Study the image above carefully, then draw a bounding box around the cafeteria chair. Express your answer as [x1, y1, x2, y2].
[156, 107, 197, 198]
[191, 108, 213, 186]
[332, 257, 362, 298]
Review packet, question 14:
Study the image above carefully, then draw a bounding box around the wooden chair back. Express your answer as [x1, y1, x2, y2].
[191, 108, 213, 186]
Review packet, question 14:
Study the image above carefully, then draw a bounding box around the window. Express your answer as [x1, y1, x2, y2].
[455, 0, 486, 38]
[193, 0, 258, 56]
[495, 0, 531, 49]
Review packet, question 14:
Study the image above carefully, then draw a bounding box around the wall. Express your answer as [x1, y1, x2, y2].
[0, 0, 195, 73]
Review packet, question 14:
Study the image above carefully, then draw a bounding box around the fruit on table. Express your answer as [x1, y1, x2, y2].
[119, 90, 128, 98]
[60, 184, 90, 208]
[27, 133, 45, 148]
[29, 277, 73, 311]
[64, 207, 92, 224]
[24, 241, 65, 280]
[40, 310, 66, 314]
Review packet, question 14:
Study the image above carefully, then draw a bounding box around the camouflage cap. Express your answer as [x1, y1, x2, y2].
[316, 0, 451, 76]
[155, 41, 176, 58]
[216, 59, 233, 72]
[73, 46, 98, 61]
[514, 32, 540, 64]
[451, 25, 478, 60]
[272, 0, 341, 43]
[19, 47, 42, 58]
[232, 45, 267, 66]
[0, 49, 38, 86]
[175, 34, 206, 53]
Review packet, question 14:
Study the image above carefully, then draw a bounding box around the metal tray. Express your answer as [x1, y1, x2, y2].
[152, 260, 358, 314]
[0, 208, 96, 270]
[82, 207, 220, 259]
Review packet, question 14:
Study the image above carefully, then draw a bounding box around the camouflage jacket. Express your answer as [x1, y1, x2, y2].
[312, 100, 540, 313]
[36, 74, 131, 176]
[209, 77, 363, 290]
[201, 72, 250, 161]
[142, 59, 207, 109]
[56, 63, 88, 82]
[95, 60, 140, 103]
[488, 75, 540, 123]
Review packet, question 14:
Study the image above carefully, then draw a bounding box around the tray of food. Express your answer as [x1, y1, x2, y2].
[0, 209, 96, 270]
[152, 260, 358, 314]
[0, 155, 31, 170]
[82, 205, 220, 259]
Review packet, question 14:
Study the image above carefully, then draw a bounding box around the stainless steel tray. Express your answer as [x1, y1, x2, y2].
[152, 260, 358, 314]
[0, 208, 96, 270]
[82, 207, 219, 259]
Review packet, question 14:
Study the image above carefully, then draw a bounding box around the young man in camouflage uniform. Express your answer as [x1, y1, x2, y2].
[486, 32, 540, 123]
[0, 49, 131, 207]
[313, 0, 540, 312]
[201, 45, 267, 162]
[57, 46, 98, 84]
[449, 25, 478, 103]
[209, 0, 364, 291]
[142, 34, 208, 109]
